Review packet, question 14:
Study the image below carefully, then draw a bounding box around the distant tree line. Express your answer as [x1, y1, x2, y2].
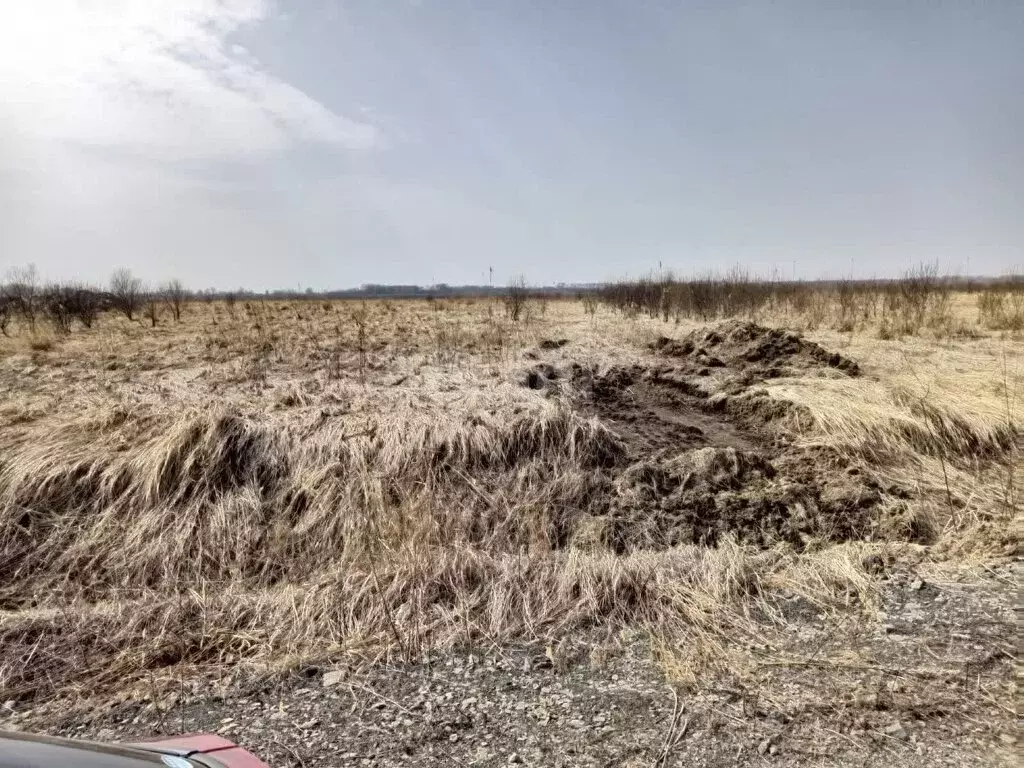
[0, 265, 195, 335]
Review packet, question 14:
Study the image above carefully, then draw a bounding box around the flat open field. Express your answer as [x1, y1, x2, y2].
[0, 294, 1020, 766]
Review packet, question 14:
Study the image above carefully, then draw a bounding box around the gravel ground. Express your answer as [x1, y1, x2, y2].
[3, 561, 1018, 768]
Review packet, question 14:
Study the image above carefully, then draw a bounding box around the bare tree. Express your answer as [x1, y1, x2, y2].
[5, 264, 39, 331]
[109, 268, 143, 320]
[42, 284, 74, 334]
[505, 275, 528, 322]
[0, 299, 11, 337]
[144, 291, 160, 327]
[66, 284, 101, 328]
[163, 279, 188, 322]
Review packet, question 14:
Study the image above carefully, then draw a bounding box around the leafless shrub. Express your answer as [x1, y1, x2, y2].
[351, 304, 369, 382]
[42, 284, 74, 335]
[144, 292, 160, 328]
[110, 268, 143, 321]
[66, 285, 102, 328]
[535, 291, 549, 318]
[602, 268, 775, 322]
[688, 275, 723, 321]
[224, 293, 238, 317]
[977, 277, 1024, 330]
[835, 278, 858, 332]
[881, 262, 948, 335]
[580, 292, 599, 318]
[505, 276, 528, 322]
[0, 299, 10, 337]
[163, 279, 188, 323]
[5, 264, 40, 331]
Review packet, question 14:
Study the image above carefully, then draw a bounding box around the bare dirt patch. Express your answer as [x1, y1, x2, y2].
[530, 322, 895, 551]
[653, 319, 861, 381]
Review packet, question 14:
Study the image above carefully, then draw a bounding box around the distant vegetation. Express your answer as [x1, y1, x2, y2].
[1, 263, 1021, 338]
[598, 265, 1023, 336]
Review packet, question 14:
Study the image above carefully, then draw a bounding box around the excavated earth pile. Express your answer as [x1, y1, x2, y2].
[528, 321, 898, 552]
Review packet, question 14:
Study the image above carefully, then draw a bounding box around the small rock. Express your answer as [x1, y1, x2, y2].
[883, 722, 909, 741]
[507, 752, 522, 764]
[758, 739, 771, 755]
[999, 733, 1018, 745]
[769, 743, 779, 755]
[910, 578, 924, 591]
[322, 670, 346, 688]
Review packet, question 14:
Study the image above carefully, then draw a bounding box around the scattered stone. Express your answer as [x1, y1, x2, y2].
[322, 670, 346, 688]
[883, 722, 909, 741]
[910, 578, 924, 591]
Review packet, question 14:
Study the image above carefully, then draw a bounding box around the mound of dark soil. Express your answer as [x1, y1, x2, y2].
[547, 325, 896, 551]
[521, 363, 561, 391]
[653, 320, 860, 378]
[599, 445, 880, 550]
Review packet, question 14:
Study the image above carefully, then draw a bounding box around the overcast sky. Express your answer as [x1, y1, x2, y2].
[1, 1, 1021, 290]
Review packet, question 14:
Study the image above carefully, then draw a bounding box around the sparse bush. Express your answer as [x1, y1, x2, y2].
[110, 268, 143, 321]
[835, 278, 858, 331]
[42, 284, 74, 334]
[351, 303, 369, 381]
[580, 292, 599, 317]
[66, 284, 101, 328]
[144, 293, 160, 327]
[505, 276, 528, 322]
[883, 262, 947, 335]
[5, 264, 40, 331]
[163, 279, 188, 323]
[978, 278, 1024, 330]
[0, 299, 10, 337]
[601, 268, 776, 322]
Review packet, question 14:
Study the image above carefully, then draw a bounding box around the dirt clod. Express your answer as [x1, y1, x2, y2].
[653, 320, 860, 378]
[539, 338, 570, 350]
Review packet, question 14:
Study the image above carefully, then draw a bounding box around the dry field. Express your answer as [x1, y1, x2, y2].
[0, 288, 1020, 765]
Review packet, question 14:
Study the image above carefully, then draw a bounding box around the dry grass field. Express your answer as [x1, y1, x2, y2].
[0, 283, 1020, 764]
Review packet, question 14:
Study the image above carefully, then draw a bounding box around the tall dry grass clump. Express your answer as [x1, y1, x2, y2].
[0, 405, 623, 595]
[0, 400, 810, 702]
[977, 276, 1024, 330]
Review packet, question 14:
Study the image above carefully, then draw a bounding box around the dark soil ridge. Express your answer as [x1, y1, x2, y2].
[651, 319, 861, 378]
[570, 364, 889, 551]
[523, 321, 905, 552]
